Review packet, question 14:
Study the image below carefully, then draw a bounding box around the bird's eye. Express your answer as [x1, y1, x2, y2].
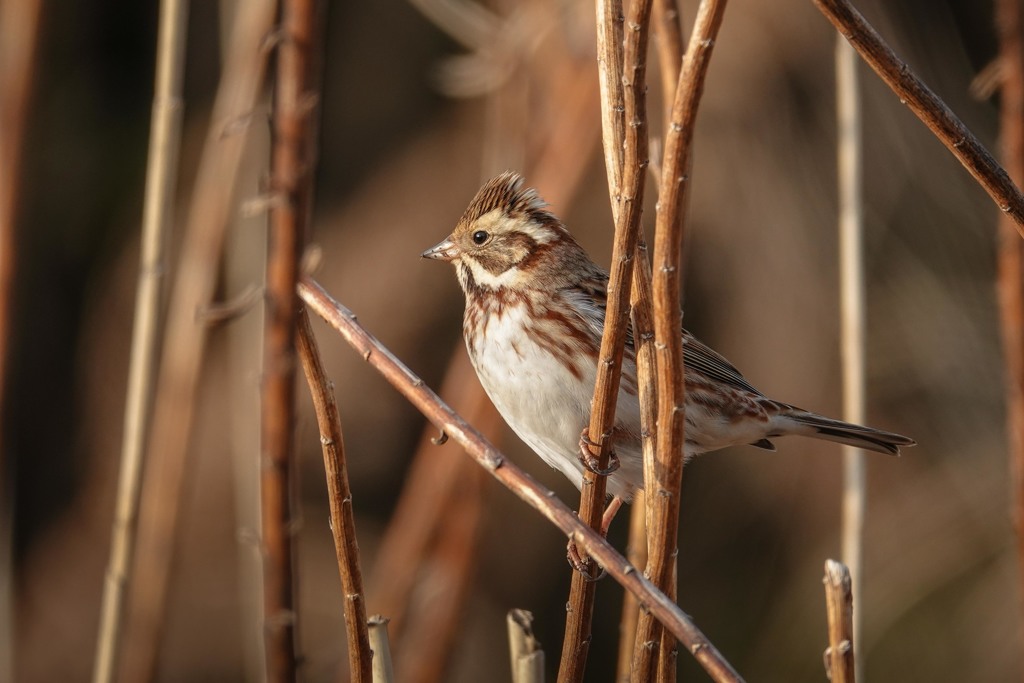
[472, 230, 489, 245]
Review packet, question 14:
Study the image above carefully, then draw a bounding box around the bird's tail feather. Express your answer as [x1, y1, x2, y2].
[781, 409, 915, 456]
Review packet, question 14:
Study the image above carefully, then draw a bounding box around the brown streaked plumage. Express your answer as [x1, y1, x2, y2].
[423, 172, 915, 501]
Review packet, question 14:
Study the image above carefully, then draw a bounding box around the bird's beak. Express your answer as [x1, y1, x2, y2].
[421, 237, 459, 262]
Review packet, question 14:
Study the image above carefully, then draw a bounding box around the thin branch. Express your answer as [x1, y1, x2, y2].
[632, 2, 728, 680]
[651, 0, 684, 122]
[295, 309, 372, 683]
[835, 32, 867, 683]
[261, 0, 320, 677]
[994, 0, 1024, 666]
[812, 0, 1024, 234]
[120, 3, 276, 679]
[558, 1, 652, 681]
[822, 560, 855, 683]
[615, 490, 648, 683]
[596, 0, 627, 203]
[92, 2, 188, 681]
[298, 277, 745, 683]
[623, 245, 659, 682]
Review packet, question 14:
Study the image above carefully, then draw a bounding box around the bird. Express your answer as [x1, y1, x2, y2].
[422, 171, 915, 505]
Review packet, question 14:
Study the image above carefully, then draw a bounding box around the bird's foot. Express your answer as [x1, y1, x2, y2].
[566, 539, 606, 581]
[578, 429, 620, 476]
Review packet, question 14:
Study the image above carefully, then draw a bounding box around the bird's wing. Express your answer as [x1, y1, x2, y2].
[681, 332, 764, 396]
[564, 269, 763, 396]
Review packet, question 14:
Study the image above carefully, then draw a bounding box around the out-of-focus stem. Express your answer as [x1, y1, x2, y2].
[836, 32, 866, 683]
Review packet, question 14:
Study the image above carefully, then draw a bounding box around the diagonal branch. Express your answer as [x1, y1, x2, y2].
[812, 0, 1024, 234]
[298, 276, 744, 683]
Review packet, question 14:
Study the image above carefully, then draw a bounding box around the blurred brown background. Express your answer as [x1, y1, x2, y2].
[6, 0, 1016, 680]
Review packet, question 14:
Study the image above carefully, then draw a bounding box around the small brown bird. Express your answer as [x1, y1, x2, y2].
[423, 172, 915, 502]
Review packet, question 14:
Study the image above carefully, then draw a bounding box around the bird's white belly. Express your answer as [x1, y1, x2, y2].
[467, 307, 642, 498]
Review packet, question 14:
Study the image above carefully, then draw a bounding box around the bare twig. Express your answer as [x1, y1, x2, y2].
[632, 2, 728, 680]
[822, 560, 855, 683]
[835, 32, 867, 683]
[596, 0, 627, 201]
[558, 2, 652, 681]
[651, 0, 684, 122]
[368, 616, 396, 683]
[299, 277, 744, 683]
[812, 0, 1024, 234]
[0, 0, 42, 676]
[615, 490, 647, 683]
[121, 3, 276, 680]
[92, 3, 188, 681]
[994, 0, 1024, 666]
[508, 609, 545, 683]
[261, 0, 321, 677]
[623, 247, 659, 682]
[295, 309, 372, 683]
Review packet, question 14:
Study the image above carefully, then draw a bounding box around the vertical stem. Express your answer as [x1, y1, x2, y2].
[262, 0, 319, 678]
[92, 2, 188, 681]
[995, 0, 1024, 669]
[558, 1, 651, 680]
[295, 309, 373, 682]
[632, 2, 728, 679]
[836, 32, 866, 683]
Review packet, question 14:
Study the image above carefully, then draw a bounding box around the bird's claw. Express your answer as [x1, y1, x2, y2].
[566, 539, 606, 581]
[578, 429, 620, 476]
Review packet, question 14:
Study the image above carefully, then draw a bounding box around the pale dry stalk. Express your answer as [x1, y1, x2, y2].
[557, 1, 652, 680]
[632, 2, 729, 681]
[295, 309, 372, 682]
[507, 609, 545, 683]
[812, 0, 1024, 233]
[299, 277, 744, 682]
[835, 32, 867, 683]
[92, 2, 188, 682]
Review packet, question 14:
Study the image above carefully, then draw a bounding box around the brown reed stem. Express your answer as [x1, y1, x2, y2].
[262, 0, 321, 678]
[651, 0, 684, 123]
[558, 2, 652, 681]
[812, 0, 1024, 234]
[822, 560, 855, 683]
[597, 0, 627, 200]
[295, 309, 372, 683]
[121, 3, 276, 679]
[632, 3, 728, 681]
[92, 2, 188, 681]
[299, 277, 744, 683]
[995, 0, 1024, 668]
